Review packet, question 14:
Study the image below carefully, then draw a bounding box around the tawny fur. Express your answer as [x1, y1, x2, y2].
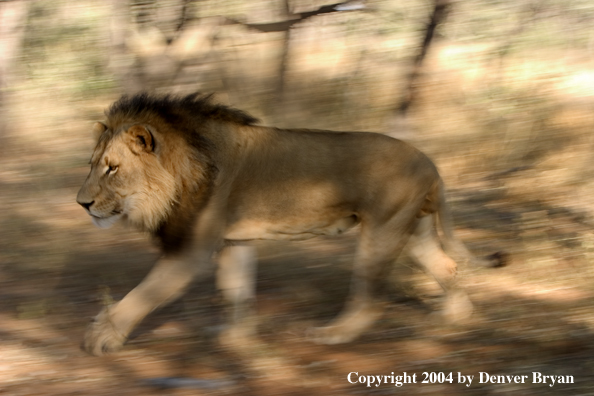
[77, 92, 500, 356]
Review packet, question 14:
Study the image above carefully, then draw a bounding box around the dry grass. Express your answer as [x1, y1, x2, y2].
[1, 1, 594, 394]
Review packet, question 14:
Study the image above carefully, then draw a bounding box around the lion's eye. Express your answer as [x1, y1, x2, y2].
[106, 165, 118, 176]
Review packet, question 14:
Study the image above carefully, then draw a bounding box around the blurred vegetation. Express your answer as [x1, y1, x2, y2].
[1, 0, 594, 394]
[21, 2, 115, 98]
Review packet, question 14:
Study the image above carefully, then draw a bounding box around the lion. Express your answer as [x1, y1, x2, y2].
[77, 92, 502, 356]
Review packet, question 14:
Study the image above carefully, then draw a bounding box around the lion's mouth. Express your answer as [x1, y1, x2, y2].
[89, 209, 121, 218]
[90, 212, 124, 229]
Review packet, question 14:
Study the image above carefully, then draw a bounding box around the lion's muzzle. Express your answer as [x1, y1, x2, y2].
[77, 199, 94, 212]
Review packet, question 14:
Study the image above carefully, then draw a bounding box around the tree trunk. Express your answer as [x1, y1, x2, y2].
[0, 0, 29, 140]
[395, 0, 451, 117]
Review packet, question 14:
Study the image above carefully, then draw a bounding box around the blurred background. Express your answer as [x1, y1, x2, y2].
[1, 0, 594, 395]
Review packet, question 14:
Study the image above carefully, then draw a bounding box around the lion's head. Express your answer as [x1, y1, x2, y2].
[77, 93, 255, 238]
[76, 122, 177, 231]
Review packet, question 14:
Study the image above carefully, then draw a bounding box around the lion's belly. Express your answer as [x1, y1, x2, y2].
[224, 215, 358, 241]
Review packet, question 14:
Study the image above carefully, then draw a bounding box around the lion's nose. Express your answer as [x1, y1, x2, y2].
[78, 200, 94, 211]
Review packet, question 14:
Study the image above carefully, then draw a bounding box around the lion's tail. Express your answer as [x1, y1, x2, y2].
[435, 179, 506, 268]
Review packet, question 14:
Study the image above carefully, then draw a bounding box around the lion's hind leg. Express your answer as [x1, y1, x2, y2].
[406, 215, 473, 322]
[308, 209, 419, 345]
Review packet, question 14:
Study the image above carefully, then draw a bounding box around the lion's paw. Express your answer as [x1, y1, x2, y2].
[441, 291, 473, 323]
[306, 325, 357, 345]
[83, 307, 127, 356]
[307, 302, 384, 345]
[218, 323, 258, 350]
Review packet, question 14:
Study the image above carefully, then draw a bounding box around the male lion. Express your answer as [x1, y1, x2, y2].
[77, 93, 499, 356]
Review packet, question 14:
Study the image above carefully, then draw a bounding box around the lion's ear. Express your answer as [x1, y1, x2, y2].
[92, 122, 107, 142]
[127, 125, 154, 153]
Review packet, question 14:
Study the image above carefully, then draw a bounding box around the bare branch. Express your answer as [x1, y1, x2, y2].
[223, 1, 366, 33]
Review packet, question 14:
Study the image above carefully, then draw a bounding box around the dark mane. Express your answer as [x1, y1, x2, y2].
[106, 92, 259, 127]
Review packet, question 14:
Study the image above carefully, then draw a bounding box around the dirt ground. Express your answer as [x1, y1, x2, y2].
[3, 5, 594, 393]
[1, 102, 594, 396]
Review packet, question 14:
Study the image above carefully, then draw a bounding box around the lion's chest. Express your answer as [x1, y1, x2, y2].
[223, 215, 358, 242]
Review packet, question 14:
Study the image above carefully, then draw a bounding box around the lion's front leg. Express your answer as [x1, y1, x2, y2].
[216, 245, 258, 347]
[83, 252, 212, 356]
